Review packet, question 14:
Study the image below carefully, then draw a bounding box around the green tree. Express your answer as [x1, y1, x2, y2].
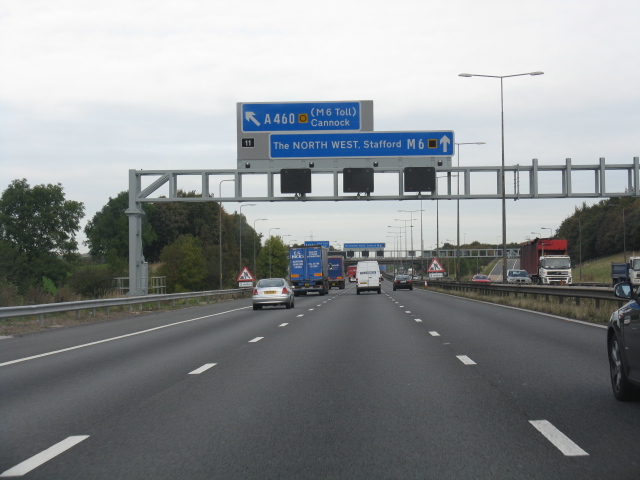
[0, 179, 84, 289]
[159, 234, 207, 292]
[84, 191, 156, 271]
[257, 236, 288, 279]
[145, 191, 219, 263]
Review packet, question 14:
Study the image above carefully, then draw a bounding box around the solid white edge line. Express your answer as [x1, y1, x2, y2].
[0, 306, 251, 368]
[249, 337, 264, 343]
[0, 435, 89, 477]
[189, 363, 217, 375]
[456, 355, 477, 365]
[529, 420, 589, 456]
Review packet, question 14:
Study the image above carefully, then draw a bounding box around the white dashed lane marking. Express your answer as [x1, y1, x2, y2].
[456, 355, 477, 365]
[529, 420, 589, 456]
[249, 337, 264, 343]
[189, 363, 217, 374]
[1, 436, 89, 477]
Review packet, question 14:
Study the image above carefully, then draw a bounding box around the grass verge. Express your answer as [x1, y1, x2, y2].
[425, 284, 617, 325]
[0, 293, 250, 337]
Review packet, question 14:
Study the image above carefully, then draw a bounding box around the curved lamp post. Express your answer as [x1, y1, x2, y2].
[253, 218, 267, 278]
[268, 227, 280, 277]
[239, 204, 256, 272]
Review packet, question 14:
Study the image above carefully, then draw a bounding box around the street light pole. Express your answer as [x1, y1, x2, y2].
[459, 71, 543, 282]
[541, 227, 553, 238]
[218, 178, 234, 290]
[394, 219, 411, 255]
[388, 226, 402, 271]
[399, 209, 424, 273]
[454, 142, 485, 280]
[253, 218, 267, 278]
[268, 227, 280, 278]
[239, 204, 256, 272]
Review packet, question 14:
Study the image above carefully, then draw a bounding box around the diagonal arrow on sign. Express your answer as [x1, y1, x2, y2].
[245, 111, 260, 126]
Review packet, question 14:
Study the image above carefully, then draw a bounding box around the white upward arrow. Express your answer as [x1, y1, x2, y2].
[245, 111, 260, 126]
[440, 135, 451, 153]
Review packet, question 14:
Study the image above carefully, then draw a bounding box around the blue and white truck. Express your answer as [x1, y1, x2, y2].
[328, 255, 346, 289]
[289, 245, 329, 296]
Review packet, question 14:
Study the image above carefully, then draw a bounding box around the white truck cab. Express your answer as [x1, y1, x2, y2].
[356, 261, 381, 295]
[628, 257, 640, 286]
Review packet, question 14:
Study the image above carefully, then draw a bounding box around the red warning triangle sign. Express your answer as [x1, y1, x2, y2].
[236, 267, 255, 281]
[428, 258, 445, 273]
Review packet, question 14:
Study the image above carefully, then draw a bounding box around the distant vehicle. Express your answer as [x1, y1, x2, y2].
[347, 265, 357, 283]
[289, 245, 329, 296]
[471, 274, 491, 283]
[393, 274, 413, 291]
[611, 257, 640, 286]
[608, 282, 640, 400]
[252, 278, 295, 310]
[356, 261, 381, 294]
[506, 269, 532, 284]
[328, 256, 346, 289]
[520, 238, 572, 285]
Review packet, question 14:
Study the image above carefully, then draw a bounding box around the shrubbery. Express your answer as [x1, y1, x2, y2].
[67, 266, 117, 299]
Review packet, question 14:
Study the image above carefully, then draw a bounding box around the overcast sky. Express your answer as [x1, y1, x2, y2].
[1, 0, 638, 255]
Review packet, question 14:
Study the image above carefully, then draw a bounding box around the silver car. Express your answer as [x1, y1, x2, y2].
[252, 278, 295, 310]
[506, 269, 532, 284]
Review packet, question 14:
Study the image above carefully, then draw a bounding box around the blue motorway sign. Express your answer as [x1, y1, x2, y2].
[241, 102, 363, 132]
[304, 241, 330, 248]
[270, 131, 454, 158]
[344, 243, 386, 249]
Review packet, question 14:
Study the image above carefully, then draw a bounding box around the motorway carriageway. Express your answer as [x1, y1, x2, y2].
[1, 283, 638, 479]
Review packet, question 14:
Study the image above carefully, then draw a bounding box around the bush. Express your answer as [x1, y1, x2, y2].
[0, 278, 23, 307]
[68, 265, 117, 299]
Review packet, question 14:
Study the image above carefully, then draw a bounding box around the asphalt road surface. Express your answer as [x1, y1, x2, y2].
[2, 283, 639, 479]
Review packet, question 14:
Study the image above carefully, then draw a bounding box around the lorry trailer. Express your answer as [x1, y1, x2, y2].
[328, 256, 346, 289]
[289, 245, 329, 296]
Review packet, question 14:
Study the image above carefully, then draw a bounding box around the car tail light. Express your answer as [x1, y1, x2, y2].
[282, 287, 289, 294]
[253, 288, 258, 295]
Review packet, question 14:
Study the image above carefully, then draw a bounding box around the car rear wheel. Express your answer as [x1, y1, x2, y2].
[609, 333, 634, 401]
[285, 298, 292, 309]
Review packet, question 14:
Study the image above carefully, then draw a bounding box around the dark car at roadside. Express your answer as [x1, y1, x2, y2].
[393, 275, 413, 291]
[608, 283, 640, 400]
